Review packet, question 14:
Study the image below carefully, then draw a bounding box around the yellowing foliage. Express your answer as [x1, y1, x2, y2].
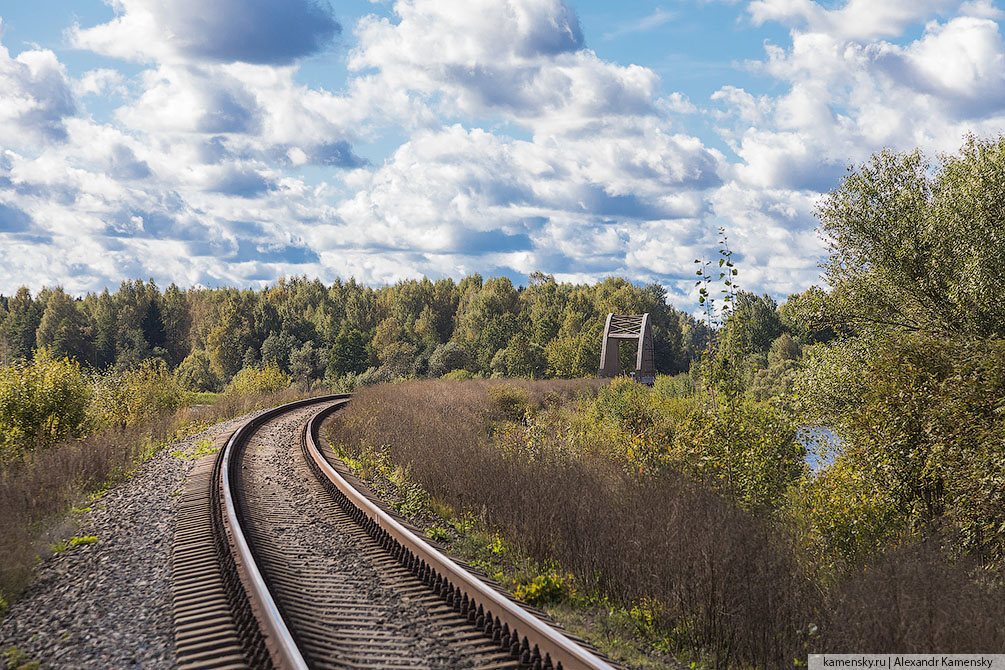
[225, 363, 291, 397]
[0, 349, 89, 462]
[90, 359, 183, 429]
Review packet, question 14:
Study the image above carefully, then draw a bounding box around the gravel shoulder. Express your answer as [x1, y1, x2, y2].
[0, 410, 266, 670]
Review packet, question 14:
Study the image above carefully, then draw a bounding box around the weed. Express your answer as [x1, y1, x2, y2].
[514, 571, 573, 606]
[181, 391, 220, 406]
[51, 535, 97, 554]
[2, 382, 321, 601]
[325, 377, 1005, 667]
[2, 646, 39, 670]
[488, 384, 531, 421]
[87, 486, 110, 502]
[170, 438, 219, 460]
[425, 527, 450, 543]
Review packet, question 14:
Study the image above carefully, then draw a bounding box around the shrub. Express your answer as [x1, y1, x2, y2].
[91, 359, 183, 428]
[487, 384, 530, 421]
[427, 341, 468, 378]
[326, 379, 808, 667]
[796, 333, 1005, 566]
[786, 455, 902, 572]
[0, 349, 90, 463]
[592, 375, 655, 433]
[327, 378, 1005, 665]
[514, 571, 573, 606]
[175, 349, 219, 392]
[225, 363, 291, 397]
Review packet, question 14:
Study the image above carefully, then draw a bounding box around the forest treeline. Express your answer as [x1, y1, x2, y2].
[0, 272, 733, 389]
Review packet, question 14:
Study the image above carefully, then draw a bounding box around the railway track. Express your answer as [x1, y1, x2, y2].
[172, 395, 618, 670]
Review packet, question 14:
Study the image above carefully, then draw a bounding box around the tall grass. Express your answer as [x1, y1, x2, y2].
[326, 379, 1005, 667]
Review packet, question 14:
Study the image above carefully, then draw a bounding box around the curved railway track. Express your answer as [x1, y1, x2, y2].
[172, 395, 618, 670]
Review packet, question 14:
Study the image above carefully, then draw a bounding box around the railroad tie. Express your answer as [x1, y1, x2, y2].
[172, 442, 250, 670]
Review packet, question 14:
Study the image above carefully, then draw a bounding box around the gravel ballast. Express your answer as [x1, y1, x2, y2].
[0, 411, 264, 669]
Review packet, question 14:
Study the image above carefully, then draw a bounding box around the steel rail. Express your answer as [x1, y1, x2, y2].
[304, 403, 617, 670]
[218, 394, 349, 670]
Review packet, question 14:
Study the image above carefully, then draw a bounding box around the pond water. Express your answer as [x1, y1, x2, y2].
[797, 425, 841, 473]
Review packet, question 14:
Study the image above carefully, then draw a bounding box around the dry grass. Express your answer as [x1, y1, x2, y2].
[0, 385, 312, 601]
[327, 378, 1005, 667]
[820, 538, 1005, 652]
[329, 379, 806, 666]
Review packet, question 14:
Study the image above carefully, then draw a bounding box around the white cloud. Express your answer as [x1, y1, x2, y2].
[0, 38, 75, 149]
[74, 68, 126, 98]
[69, 0, 341, 65]
[348, 0, 662, 132]
[6, 0, 1004, 308]
[960, 0, 1005, 19]
[901, 16, 1005, 112]
[748, 0, 958, 40]
[715, 6, 1005, 197]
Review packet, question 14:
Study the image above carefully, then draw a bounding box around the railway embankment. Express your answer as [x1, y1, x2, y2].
[0, 411, 263, 669]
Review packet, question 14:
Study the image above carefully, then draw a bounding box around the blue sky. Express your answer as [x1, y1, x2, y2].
[1, 0, 1004, 308]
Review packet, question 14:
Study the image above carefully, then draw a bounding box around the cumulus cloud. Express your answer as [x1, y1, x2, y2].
[333, 122, 721, 254]
[6, 0, 1004, 307]
[714, 3, 1005, 199]
[74, 68, 126, 98]
[70, 0, 341, 65]
[349, 0, 662, 129]
[117, 65, 260, 134]
[0, 37, 76, 148]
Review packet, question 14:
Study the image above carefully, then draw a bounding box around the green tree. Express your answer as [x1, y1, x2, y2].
[36, 289, 91, 364]
[261, 331, 298, 371]
[816, 135, 1005, 338]
[427, 341, 468, 377]
[84, 289, 118, 368]
[454, 276, 520, 372]
[501, 333, 547, 379]
[0, 349, 90, 461]
[205, 298, 248, 381]
[720, 291, 783, 356]
[797, 333, 1005, 565]
[0, 287, 41, 363]
[162, 283, 191, 365]
[779, 287, 836, 344]
[175, 349, 219, 392]
[327, 329, 370, 379]
[290, 341, 325, 384]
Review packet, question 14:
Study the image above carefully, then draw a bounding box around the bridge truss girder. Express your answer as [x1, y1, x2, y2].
[598, 313, 656, 384]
